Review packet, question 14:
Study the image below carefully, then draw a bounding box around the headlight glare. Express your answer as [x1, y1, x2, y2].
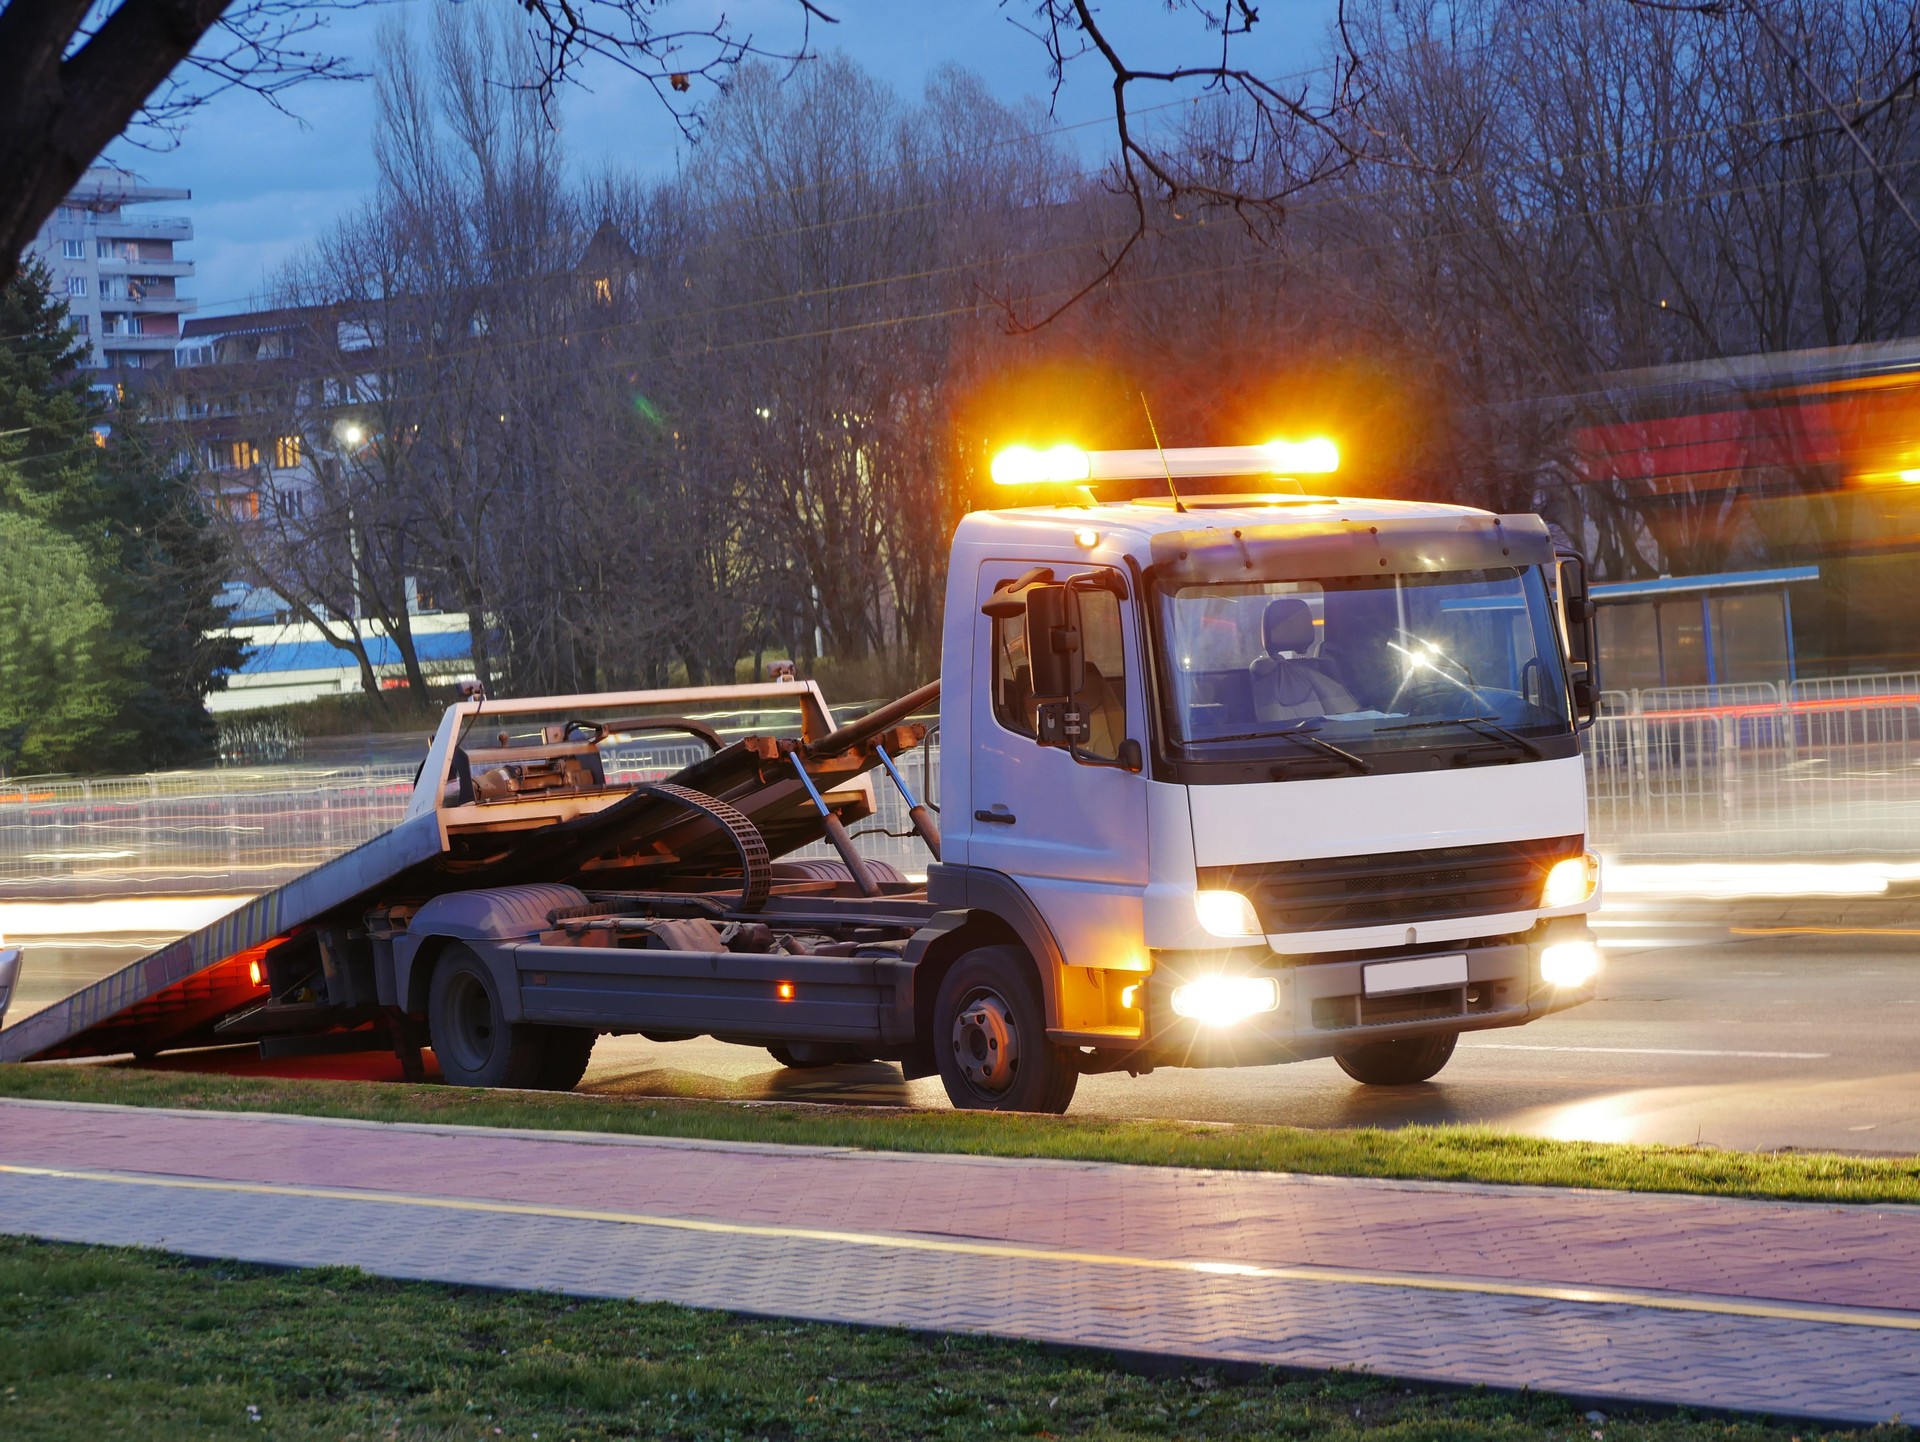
[1170, 974, 1280, 1026]
[1541, 853, 1600, 909]
[1193, 889, 1262, 938]
[1540, 939, 1603, 988]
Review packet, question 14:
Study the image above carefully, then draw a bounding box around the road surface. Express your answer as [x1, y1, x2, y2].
[10, 904, 1913, 1154]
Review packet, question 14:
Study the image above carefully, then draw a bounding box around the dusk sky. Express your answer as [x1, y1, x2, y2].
[99, 0, 1343, 318]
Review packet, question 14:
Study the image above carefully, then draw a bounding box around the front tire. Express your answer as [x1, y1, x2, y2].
[1335, 1030, 1458, 1085]
[933, 945, 1077, 1114]
[427, 945, 548, 1089]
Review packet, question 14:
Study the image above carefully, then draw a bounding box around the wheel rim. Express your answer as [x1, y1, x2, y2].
[440, 969, 496, 1074]
[950, 986, 1020, 1096]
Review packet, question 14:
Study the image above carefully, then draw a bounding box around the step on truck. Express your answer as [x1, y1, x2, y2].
[0, 443, 1605, 1111]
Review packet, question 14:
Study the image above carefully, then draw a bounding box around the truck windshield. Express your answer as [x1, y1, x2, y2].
[1156, 565, 1571, 762]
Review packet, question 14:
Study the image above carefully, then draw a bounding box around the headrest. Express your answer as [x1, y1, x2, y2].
[1262, 597, 1316, 655]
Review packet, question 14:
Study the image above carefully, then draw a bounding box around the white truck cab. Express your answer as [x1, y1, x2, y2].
[927, 446, 1602, 1100]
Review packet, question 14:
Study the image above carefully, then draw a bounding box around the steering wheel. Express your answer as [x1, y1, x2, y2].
[1394, 677, 1469, 714]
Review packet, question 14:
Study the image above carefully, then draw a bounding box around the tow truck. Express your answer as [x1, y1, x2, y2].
[0, 443, 1605, 1112]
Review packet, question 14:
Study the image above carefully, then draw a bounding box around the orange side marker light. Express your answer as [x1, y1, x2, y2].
[776, 981, 795, 1001]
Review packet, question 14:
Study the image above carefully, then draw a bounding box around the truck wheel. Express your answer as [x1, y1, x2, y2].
[934, 945, 1077, 1114]
[1334, 1030, 1458, 1086]
[533, 1027, 597, 1092]
[427, 946, 548, 1089]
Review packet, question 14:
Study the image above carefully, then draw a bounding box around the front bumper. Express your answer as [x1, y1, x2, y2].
[1124, 916, 1596, 1069]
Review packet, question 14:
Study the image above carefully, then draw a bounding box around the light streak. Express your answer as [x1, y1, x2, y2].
[0, 896, 254, 938]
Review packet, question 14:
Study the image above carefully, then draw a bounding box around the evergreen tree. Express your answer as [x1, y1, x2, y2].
[0, 263, 236, 774]
[97, 396, 244, 766]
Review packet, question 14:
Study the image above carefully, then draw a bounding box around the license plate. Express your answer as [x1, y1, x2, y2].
[1363, 953, 1468, 997]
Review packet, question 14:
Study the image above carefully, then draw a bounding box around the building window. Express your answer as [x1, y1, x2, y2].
[593, 276, 613, 304]
[273, 435, 302, 469]
[66, 276, 87, 297]
[61, 238, 85, 259]
[72, 315, 89, 335]
[229, 440, 260, 470]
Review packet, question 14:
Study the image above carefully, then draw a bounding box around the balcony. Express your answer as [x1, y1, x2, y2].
[99, 334, 185, 352]
[99, 294, 196, 314]
[92, 215, 191, 241]
[96, 257, 194, 278]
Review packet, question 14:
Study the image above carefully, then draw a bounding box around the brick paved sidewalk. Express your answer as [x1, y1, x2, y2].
[3, 1097, 1918, 1425]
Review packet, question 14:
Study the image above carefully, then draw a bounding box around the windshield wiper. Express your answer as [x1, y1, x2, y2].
[1376, 714, 1543, 759]
[1190, 724, 1372, 774]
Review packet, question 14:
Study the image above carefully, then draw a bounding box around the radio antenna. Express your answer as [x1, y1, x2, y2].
[1139, 392, 1186, 513]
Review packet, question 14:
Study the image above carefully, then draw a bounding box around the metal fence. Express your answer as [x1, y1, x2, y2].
[0, 766, 418, 899]
[7, 680, 1920, 903]
[1586, 673, 1920, 857]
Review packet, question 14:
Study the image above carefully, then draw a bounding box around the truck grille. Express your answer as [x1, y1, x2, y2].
[1199, 835, 1581, 934]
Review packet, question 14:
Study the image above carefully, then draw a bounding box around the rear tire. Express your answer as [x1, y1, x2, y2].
[1335, 1030, 1458, 1086]
[532, 1027, 597, 1091]
[427, 945, 548, 1088]
[933, 945, 1077, 1114]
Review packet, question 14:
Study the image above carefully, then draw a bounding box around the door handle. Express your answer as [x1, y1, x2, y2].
[974, 808, 1018, 825]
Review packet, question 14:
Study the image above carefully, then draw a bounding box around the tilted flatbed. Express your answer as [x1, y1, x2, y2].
[0, 681, 944, 1075]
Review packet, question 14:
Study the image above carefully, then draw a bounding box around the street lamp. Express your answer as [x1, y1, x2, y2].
[338, 422, 365, 447]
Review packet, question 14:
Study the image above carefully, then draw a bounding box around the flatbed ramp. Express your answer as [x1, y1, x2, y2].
[0, 812, 446, 1063]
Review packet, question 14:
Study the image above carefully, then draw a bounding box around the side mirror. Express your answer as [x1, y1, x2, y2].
[1555, 550, 1600, 728]
[1025, 584, 1084, 701]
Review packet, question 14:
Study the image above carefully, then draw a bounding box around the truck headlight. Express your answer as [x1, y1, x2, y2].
[1170, 974, 1280, 1026]
[1193, 889, 1262, 938]
[1541, 853, 1599, 909]
[1540, 939, 1602, 988]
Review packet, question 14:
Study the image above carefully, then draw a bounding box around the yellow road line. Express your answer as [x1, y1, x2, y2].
[4, 1160, 1917, 1332]
[1731, 925, 1920, 937]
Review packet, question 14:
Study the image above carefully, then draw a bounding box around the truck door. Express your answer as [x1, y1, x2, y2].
[968, 561, 1151, 975]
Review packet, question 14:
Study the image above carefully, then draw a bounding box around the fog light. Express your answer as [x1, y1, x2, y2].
[1193, 889, 1262, 938]
[1170, 975, 1279, 1026]
[1540, 939, 1602, 988]
[1541, 853, 1599, 909]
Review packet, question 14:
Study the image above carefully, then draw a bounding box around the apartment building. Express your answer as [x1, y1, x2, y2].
[25, 166, 195, 373]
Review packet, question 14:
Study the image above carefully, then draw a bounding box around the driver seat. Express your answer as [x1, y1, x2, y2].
[1250, 598, 1359, 722]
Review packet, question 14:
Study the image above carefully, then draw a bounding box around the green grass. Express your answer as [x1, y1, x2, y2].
[0, 1235, 1897, 1440]
[6, 1063, 1920, 1207]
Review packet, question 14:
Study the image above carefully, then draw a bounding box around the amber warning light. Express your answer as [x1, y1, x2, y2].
[248, 959, 265, 987]
[776, 981, 795, 1001]
[991, 439, 1339, 486]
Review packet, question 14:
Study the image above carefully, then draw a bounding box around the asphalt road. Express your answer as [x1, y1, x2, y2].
[10, 908, 1918, 1155]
